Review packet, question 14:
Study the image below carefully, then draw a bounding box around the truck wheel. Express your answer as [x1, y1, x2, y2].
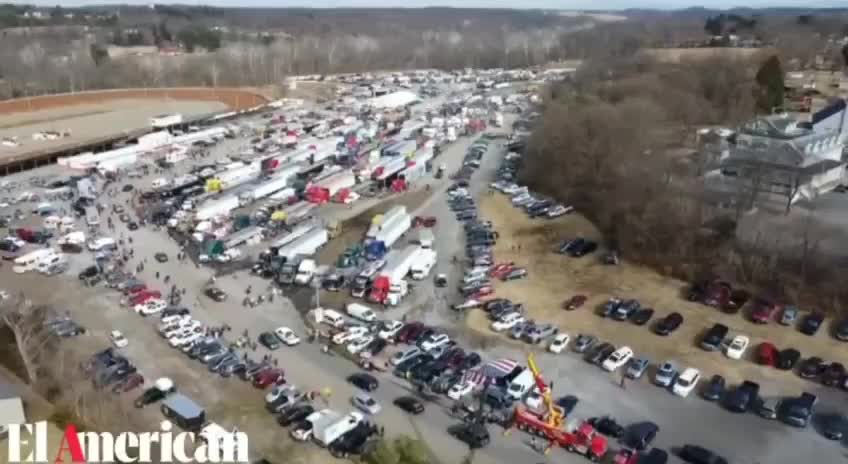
[588, 454, 598, 462]
[565, 445, 575, 453]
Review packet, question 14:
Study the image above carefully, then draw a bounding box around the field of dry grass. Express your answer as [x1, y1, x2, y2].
[640, 47, 770, 63]
[465, 194, 848, 395]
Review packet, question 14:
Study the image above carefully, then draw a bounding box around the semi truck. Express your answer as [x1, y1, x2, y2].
[368, 245, 418, 305]
[271, 222, 318, 249]
[277, 228, 328, 260]
[196, 195, 240, 221]
[305, 171, 356, 204]
[366, 206, 407, 238]
[409, 249, 436, 280]
[372, 213, 411, 249]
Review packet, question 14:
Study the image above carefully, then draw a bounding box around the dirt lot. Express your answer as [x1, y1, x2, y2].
[466, 194, 848, 395]
[315, 188, 431, 309]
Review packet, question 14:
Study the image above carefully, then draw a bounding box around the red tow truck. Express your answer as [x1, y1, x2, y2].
[512, 405, 608, 461]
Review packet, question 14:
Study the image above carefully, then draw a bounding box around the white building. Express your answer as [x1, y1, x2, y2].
[714, 99, 847, 207]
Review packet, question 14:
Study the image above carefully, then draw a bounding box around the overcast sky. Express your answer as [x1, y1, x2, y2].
[13, 0, 845, 9]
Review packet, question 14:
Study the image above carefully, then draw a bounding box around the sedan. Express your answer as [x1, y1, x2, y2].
[777, 348, 801, 370]
[819, 413, 848, 440]
[625, 358, 650, 379]
[110, 330, 129, 348]
[701, 374, 726, 401]
[821, 363, 845, 387]
[630, 308, 654, 326]
[274, 327, 300, 346]
[654, 312, 683, 335]
[563, 295, 587, 310]
[394, 396, 425, 414]
[258, 332, 281, 350]
[549, 333, 570, 354]
[573, 334, 597, 353]
[725, 335, 749, 360]
[154, 252, 168, 263]
[602, 346, 633, 372]
[352, 393, 381, 415]
[347, 373, 379, 392]
[800, 312, 825, 335]
[799, 357, 826, 379]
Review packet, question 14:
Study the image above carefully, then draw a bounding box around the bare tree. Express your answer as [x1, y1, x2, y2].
[0, 293, 52, 384]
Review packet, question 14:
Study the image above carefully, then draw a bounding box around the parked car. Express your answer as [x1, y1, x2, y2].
[654, 312, 683, 336]
[625, 358, 650, 379]
[780, 306, 799, 325]
[756, 342, 777, 366]
[602, 346, 634, 372]
[818, 412, 847, 440]
[258, 332, 281, 350]
[750, 297, 776, 324]
[394, 396, 425, 414]
[654, 361, 677, 387]
[587, 342, 615, 365]
[672, 368, 701, 397]
[347, 373, 379, 392]
[725, 335, 749, 360]
[549, 333, 570, 354]
[821, 362, 845, 387]
[524, 323, 558, 344]
[563, 295, 587, 310]
[678, 445, 728, 464]
[777, 392, 817, 428]
[631, 308, 654, 325]
[799, 356, 826, 379]
[573, 334, 597, 353]
[800, 312, 825, 335]
[776, 348, 801, 370]
[756, 397, 779, 420]
[701, 375, 725, 402]
[723, 380, 759, 413]
[352, 393, 381, 415]
[834, 319, 848, 341]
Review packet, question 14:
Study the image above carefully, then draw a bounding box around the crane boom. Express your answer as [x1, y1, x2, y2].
[526, 353, 562, 428]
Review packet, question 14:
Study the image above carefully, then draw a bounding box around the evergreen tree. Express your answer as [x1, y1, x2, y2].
[755, 55, 784, 113]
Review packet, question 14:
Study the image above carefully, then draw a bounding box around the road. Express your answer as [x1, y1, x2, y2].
[3, 96, 844, 464]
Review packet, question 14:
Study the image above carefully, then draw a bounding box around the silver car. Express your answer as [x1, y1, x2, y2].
[352, 393, 381, 415]
[524, 324, 558, 344]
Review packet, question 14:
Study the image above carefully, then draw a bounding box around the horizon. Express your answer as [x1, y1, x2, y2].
[9, 1, 848, 11]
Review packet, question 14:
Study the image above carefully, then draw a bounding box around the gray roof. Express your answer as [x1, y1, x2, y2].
[0, 383, 25, 425]
[162, 393, 205, 419]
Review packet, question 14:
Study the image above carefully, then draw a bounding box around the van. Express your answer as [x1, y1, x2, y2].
[35, 254, 64, 273]
[346, 303, 377, 323]
[13, 249, 57, 274]
[506, 368, 535, 400]
[417, 229, 435, 249]
[320, 309, 346, 328]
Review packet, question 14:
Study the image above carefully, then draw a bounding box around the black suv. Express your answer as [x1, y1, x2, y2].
[449, 423, 490, 449]
[654, 312, 683, 336]
[723, 380, 759, 413]
[777, 392, 817, 427]
[800, 312, 824, 335]
[678, 445, 728, 464]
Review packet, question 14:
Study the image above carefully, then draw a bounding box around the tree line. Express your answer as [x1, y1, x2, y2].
[522, 52, 848, 315]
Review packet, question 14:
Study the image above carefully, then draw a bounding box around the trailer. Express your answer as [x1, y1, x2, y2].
[277, 228, 328, 260]
[410, 249, 436, 280]
[223, 226, 263, 250]
[313, 411, 365, 447]
[371, 156, 408, 181]
[240, 174, 292, 204]
[366, 206, 407, 238]
[271, 222, 318, 248]
[196, 195, 240, 221]
[213, 163, 261, 191]
[280, 201, 317, 226]
[373, 213, 411, 249]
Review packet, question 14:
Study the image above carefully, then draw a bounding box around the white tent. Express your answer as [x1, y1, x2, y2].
[369, 91, 418, 109]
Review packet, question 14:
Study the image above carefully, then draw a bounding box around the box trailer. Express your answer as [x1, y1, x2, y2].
[373, 213, 411, 249]
[240, 175, 291, 204]
[366, 206, 407, 238]
[277, 228, 328, 260]
[369, 245, 419, 303]
[371, 156, 408, 181]
[410, 249, 436, 280]
[313, 411, 365, 447]
[271, 222, 317, 248]
[196, 195, 240, 221]
[214, 163, 261, 191]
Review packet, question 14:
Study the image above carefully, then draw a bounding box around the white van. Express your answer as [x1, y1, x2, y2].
[35, 253, 65, 273]
[346, 303, 377, 323]
[320, 309, 346, 328]
[87, 237, 117, 251]
[13, 248, 58, 274]
[506, 368, 535, 400]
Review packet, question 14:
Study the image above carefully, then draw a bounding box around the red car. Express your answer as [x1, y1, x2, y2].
[751, 297, 777, 324]
[613, 449, 638, 464]
[252, 368, 285, 388]
[413, 216, 437, 227]
[395, 322, 424, 344]
[112, 373, 144, 393]
[129, 290, 162, 306]
[488, 262, 514, 278]
[470, 286, 494, 299]
[123, 283, 147, 295]
[564, 295, 588, 310]
[757, 342, 777, 366]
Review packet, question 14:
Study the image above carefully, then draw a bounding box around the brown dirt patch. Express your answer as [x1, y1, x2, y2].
[466, 194, 845, 394]
[0, 87, 268, 116]
[640, 47, 771, 64]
